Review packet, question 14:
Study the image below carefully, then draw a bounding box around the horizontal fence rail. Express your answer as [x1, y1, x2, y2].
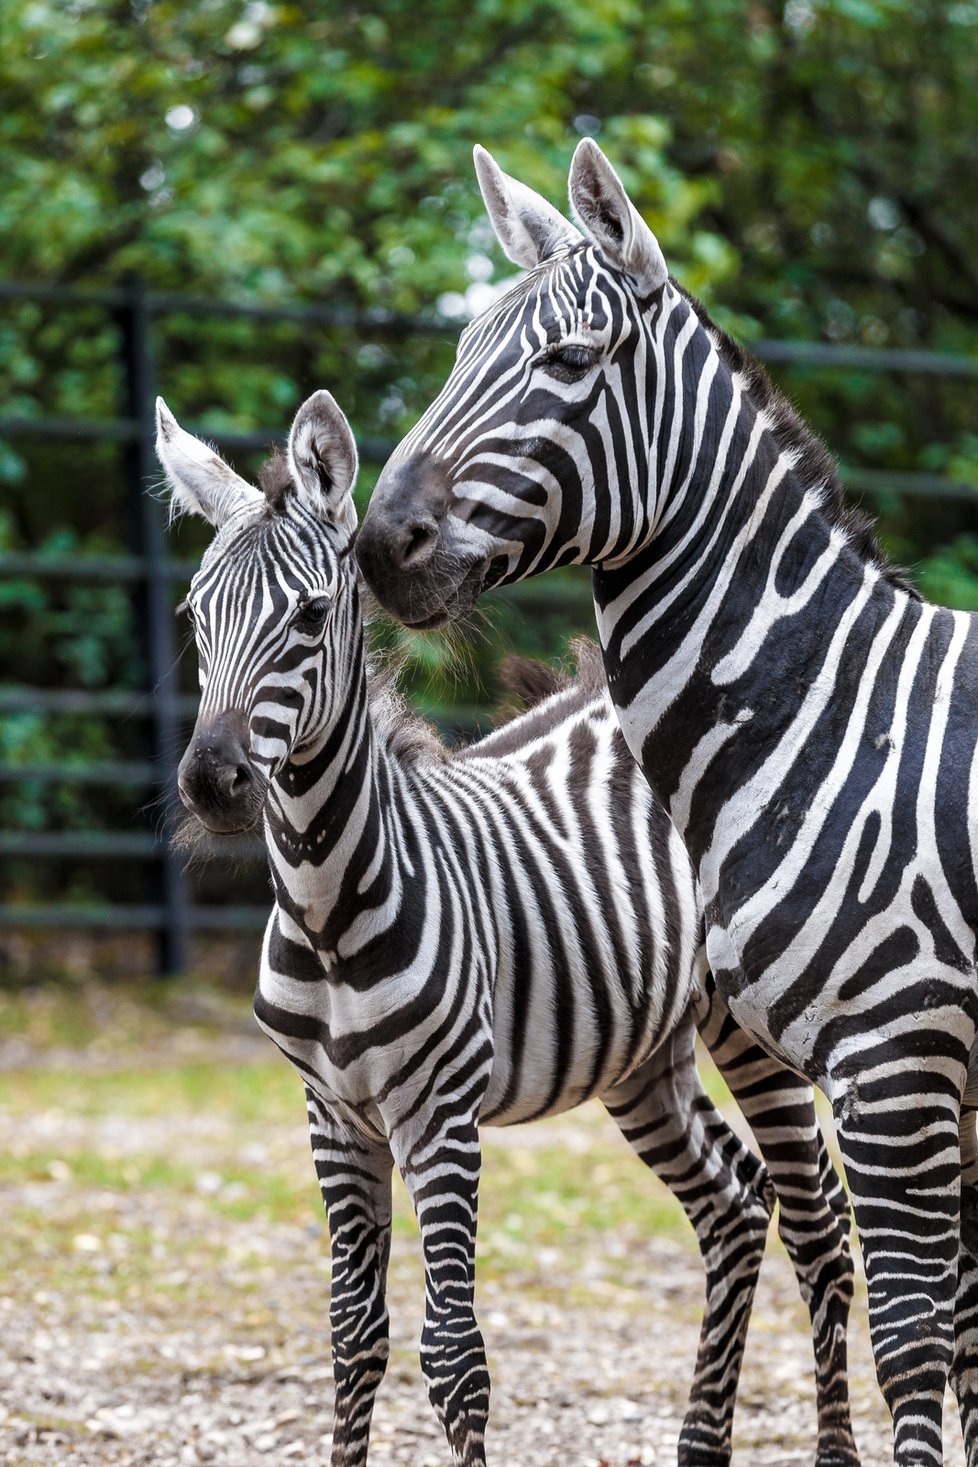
[1, 277, 976, 971]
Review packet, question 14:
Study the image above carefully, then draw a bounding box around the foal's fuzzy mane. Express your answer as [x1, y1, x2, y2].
[258, 447, 293, 511]
[673, 283, 919, 598]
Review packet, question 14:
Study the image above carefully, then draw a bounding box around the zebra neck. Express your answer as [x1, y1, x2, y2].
[592, 404, 914, 866]
[262, 657, 410, 959]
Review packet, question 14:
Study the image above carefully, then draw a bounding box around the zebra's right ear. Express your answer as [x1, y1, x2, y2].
[568, 139, 668, 296]
[473, 145, 581, 270]
[155, 399, 263, 527]
[287, 390, 358, 536]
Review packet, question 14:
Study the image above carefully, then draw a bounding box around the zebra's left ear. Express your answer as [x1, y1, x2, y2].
[474, 145, 581, 270]
[568, 139, 668, 296]
[287, 390, 359, 536]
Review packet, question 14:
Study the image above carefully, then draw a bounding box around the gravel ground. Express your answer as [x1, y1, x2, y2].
[0, 1013, 965, 1466]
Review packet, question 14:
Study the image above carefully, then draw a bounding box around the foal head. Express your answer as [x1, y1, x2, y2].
[157, 390, 360, 833]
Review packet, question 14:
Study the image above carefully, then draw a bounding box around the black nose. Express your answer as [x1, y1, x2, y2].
[357, 456, 449, 583]
[178, 713, 264, 833]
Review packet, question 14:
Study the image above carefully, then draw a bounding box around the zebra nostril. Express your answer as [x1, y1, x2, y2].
[399, 519, 438, 570]
[215, 760, 253, 799]
[229, 763, 253, 796]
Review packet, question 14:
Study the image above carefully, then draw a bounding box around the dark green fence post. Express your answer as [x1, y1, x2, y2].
[118, 278, 189, 975]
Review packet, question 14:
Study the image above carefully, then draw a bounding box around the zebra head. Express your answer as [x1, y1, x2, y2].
[156, 391, 359, 833]
[357, 140, 672, 626]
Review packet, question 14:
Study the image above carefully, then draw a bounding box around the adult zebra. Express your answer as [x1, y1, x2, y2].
[356, 142, 978, 1465]
[156, 390, 858, 1467]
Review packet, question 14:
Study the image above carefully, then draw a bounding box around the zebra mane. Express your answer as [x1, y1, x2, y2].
[258, 448, 293, 511]
[459, 636, 607, 761]
[674, 284, 919, 599]
[365, 652, 451, 766]
[495, 635, 605, 720]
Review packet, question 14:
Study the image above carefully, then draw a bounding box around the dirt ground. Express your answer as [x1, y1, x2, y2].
[0, 986, 965, 1467]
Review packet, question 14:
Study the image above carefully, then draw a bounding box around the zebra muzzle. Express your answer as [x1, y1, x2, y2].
[177, 712, 267, 834]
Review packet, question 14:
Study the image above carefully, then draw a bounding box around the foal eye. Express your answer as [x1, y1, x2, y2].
[543, 343, 597, 380]
[298, 596, 331, 627]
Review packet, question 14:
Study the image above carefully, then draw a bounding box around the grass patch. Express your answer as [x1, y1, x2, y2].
[0, 981, 743, 1327]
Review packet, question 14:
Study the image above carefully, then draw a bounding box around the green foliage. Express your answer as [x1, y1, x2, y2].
[1, 1, 977, 910]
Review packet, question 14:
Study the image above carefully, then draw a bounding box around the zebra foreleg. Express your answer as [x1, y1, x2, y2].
[603, 1018, 773, 1467]
[306, 1089, 395, 1467]
[951, 1107, 978, 1464]
[832, 1064, 963, 1467]
[393, 1117, 489, 1466]
[695, 981, 858, 1467]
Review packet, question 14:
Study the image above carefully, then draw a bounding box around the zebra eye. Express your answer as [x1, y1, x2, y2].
[543, 342, 597, 381]
[297, 596, 331, 628]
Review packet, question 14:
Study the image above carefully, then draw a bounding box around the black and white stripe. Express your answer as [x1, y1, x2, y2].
[358, 140, 978, 1466]
[158, 390, 857, 1467]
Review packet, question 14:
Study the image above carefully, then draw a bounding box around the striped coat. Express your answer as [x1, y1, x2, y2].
[356, 140, 978, 1466]
[158, 389, 855, 1467]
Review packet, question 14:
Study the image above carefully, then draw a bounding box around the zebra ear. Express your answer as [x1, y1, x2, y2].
[155, 399, 263, 527]
[473, 145, 581, 270]
[287, 389, 358, 536]
[568, 139, 668, 296]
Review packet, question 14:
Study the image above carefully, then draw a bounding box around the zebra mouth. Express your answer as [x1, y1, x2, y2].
[194, 810, 263, 836]
[176, 773, 268, 838]
[394, 555, 489, 629]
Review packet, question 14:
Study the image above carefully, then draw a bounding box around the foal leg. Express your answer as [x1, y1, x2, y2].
[306, 1088, 395, 1467]
[696, 977, 858, 1466]
[391, 1112, 489, 1466]
[604, 1015, 774, 1466]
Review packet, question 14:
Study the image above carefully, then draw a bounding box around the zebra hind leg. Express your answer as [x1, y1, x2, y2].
[696, 980, 859, 1467]
[306, 1089, 395, 1467]
[603, 1017, 774, 1467]
[951, 1106, 978, 1465]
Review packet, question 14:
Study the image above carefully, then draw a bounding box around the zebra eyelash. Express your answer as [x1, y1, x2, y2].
[295, 593, 333, 628]
[541, 341, 599, 380]
[175, 598, 189, 617]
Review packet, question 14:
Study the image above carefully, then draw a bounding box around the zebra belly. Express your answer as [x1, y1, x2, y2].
[706, 899, 978, 1095]
[479, 956, 687, 1126]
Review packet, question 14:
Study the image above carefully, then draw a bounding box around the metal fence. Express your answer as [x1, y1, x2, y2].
[1, 277, 976, 974]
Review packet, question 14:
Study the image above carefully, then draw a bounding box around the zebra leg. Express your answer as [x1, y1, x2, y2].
[603, 1016, 774, 1467]
[832, 1066, 963, 1467]
[951, 1106, 978, 1463]
[393, 1116, 488, 1466]
[306, 1088, 395, 1467]
[695, 977, 858, 1467]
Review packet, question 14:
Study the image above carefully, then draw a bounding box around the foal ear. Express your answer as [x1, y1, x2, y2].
[473, 145, 581, 271]
[287, 390, 358, 535]
[155, 399, 263, 527]
[568, 139, 668, 296]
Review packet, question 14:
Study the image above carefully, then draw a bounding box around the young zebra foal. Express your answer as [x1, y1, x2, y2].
[157, 390, 857, 1467]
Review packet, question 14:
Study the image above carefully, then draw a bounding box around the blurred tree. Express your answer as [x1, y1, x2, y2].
[1, 0, 976, 882]
[2, 0, 975, 511]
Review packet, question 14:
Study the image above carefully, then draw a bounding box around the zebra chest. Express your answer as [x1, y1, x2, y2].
[255, 956, 439, 1127]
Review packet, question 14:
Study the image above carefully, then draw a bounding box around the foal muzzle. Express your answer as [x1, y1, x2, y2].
[177, 711, 267, 834]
